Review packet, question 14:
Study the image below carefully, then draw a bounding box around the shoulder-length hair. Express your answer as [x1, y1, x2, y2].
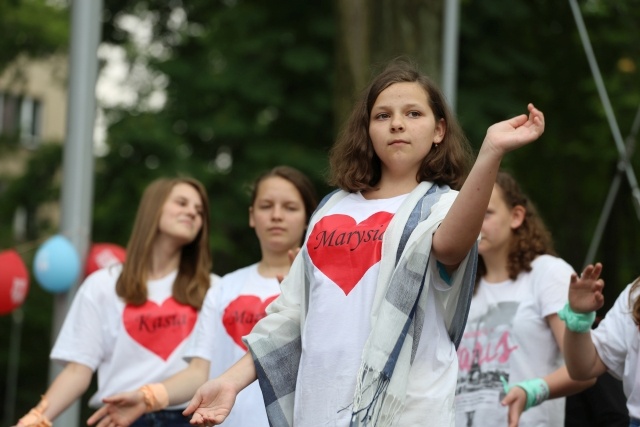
[116, 177, 212, 309]
[476, 171, 556, 286]
[328, 58, 473, 192]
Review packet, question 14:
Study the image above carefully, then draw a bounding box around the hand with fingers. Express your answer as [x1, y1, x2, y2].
[484, 103, 545, 155]
[569, 263, 605, 314]
[87, 390, 146, 427]
[183, 379, 237, 426]
[501, 385, 527, 427]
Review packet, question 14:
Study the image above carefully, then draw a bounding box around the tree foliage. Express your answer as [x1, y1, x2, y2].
[456, 0, 640, 306]
[95, 0, 335, 275]
[0, 0, 69, 72]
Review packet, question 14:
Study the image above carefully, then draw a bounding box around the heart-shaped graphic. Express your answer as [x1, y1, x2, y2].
[123, 298, 197, 360]
[223, 295, 278, 351]
[306, 212, 393, 295]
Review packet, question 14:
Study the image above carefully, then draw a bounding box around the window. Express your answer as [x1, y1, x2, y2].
[0, 92, 42, 148]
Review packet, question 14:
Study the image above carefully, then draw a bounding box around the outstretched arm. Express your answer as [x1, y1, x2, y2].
[563, 263, 608, 380]
[15, 362, 93, 426]
[433, 104, 544, 268]
[184, 352, 257, 426]
[88, 357, 211, 427]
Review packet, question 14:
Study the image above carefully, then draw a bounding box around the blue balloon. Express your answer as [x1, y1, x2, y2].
[33, 235, 81, 293]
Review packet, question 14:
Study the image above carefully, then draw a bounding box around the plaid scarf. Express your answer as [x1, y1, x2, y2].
[245, 182, 477, 427]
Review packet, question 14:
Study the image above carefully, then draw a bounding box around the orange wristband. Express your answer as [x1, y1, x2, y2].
[17, 396, 52, 427]
[139, 383, 169, 413]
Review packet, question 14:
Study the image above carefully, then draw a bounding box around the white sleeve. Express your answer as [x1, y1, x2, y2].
[49, 273, 110, 370]
[592, 284, 635, 379]
[184, 284, 219, 362]
[533, 256, 575, 318]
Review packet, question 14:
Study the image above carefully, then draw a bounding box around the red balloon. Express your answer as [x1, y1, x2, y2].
[85, 243, 126, 277]
[0, 250, 30, 315]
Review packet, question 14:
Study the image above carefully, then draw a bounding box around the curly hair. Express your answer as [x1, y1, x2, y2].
[328, 57, 473, 192]
[476, 171, 556, 287]
[629, 277, 640, 326]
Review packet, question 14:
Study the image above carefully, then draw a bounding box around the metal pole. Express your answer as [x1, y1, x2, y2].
[441, 0, 460, 112]
[568, 0, 640, 218]
[49, 1, 102, 426]
[2, 308, 24, 427]
[583, 104, 640, 267]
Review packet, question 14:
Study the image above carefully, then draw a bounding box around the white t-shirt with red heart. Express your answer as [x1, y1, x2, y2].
[296, 191, 458, 427]
[50, 265, 218, 409]
[185, 263, 279, 427]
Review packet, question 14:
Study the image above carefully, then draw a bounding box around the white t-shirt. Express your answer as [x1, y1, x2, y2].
[455, 255, 574, 427]
[296, 192, 459, 427]
[592, 283, 640, 418]
[186, 263, 279, 427]
[50, 265, 218, 408]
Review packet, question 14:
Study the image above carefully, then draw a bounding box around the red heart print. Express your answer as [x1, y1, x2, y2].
[123, 298, 197, 360]
[306, 212, 393, 295]
[223, 295, 278, 351]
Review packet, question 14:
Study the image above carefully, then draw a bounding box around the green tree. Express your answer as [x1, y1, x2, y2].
[334, 0, 444, 128]
[95, 0, 336, 276]
[456, 0, 640, 310]
[0, 0, 69, 72]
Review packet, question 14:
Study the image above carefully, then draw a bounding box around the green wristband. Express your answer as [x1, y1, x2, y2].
[500, 376, 550, 410]
[558, 302, 596, 333]
[513, 378, 550, 410]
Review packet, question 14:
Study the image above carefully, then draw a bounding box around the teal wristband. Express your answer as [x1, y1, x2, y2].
[558, 302, 596, 333]
[514, 378, 550, 410]
[501, 376, 549, 410]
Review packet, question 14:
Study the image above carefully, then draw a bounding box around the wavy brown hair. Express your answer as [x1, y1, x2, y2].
[116, 177, 212, 309]
[476, 171, 556, 287]
[328, 57, 473, 192]
[629, 277, 640, 326]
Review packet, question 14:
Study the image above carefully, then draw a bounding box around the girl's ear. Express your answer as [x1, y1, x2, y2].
[249, 206, 256, 228]
[510, 205, 526, 230]
[434, 118, 446, 143]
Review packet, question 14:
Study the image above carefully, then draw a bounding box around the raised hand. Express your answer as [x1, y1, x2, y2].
[87, 390, 146, 427]
[183, 379, 238, 426]
[568, 263, 605, 314]
[484, 103, 545, 155]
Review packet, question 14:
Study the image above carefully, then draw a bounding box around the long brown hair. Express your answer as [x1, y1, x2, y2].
[476, 171, 556, 286]
[328, 57, 473, 192]
[116, 177, 212, 309]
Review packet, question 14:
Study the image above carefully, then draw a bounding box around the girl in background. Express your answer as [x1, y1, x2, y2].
[15, 177, 216, 427]
[88, 166, 318, 427]
[455, 171, 593, 427]
[561, 262, 640, 426]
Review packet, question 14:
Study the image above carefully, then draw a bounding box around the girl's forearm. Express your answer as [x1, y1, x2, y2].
[220, 352, 258, 394]
[163, 357, 211, 405]
[543, 365, 595, 399]
[41, 362, 93, 421]
[434, 144, 503, 265]
[563, 330, 608, 380]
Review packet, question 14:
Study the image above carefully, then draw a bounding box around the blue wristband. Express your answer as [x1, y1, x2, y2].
[502, 376, 549, 410]
[558, 302, 595, 333]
